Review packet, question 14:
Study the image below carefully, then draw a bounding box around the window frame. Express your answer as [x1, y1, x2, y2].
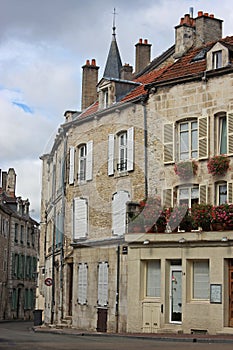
[178, 119, 198, 161]
[78, 144, 87, 182]
[212, 50, 222, 69]
[178, 185, 199, 208]
[192, 260, 209, 300]
[146, 260, 161, 298]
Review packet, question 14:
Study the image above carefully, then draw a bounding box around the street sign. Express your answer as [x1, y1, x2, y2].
[44, 277, 53, 286]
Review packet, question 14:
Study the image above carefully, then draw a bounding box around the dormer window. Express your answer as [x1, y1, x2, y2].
[212, 50, 222, 69]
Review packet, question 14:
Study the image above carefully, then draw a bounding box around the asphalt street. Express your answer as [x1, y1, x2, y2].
[1, 321, 233, 350]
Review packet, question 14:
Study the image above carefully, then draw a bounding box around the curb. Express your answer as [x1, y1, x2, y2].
[32, 326, 233, 344]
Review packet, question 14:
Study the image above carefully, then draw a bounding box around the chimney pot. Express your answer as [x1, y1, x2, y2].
[198, 11, 203, 17]
[204, 12, 209, 17]
[144, 39, 148, 44]
[209, 14, 214, 18]
[86, 59, 90, 65]
[91, 59, 96, 66]
[139, 38, 143, 44]
[180, 17, 184, 25]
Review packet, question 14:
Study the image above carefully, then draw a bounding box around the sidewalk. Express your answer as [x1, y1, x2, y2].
[32, 324, 233, 344]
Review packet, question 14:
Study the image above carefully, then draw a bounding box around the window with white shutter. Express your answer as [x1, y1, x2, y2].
[198, 116, 209, 159]
[73, 198, 88, 240]
[78, 263, 88, 305]
[163, 123, 174, 164]
[112, 191, 130, 236]
[98, 262, 108, 306]
[108, 134, 115, 176]
[146, 260, 161, 297]
[227, 112, 233, 155]
[86, 141, 93, 181]
[193, 260, 209, 299]
[69, 146, 75, 184]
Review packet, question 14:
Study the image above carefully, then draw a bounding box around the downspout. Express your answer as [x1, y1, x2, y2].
[60, 128, 67, 321]
[141, 96, 148, 198]
[115, 245, 120, 333]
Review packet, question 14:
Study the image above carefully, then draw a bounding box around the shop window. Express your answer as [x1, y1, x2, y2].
[146, 260, 161, 297]
[193, 260, 209, 299]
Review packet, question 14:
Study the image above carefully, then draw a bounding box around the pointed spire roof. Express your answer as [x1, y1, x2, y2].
[103, 8, 123, 79]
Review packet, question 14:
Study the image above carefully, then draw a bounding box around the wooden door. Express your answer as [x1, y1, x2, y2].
[229, 260, 233, 327]
[96, 308, 107, 332]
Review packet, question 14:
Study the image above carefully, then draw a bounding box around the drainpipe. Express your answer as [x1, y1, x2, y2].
[60, 128, 67, 321]
[141, 96, 148, 198]
[115, 245, 120, 333]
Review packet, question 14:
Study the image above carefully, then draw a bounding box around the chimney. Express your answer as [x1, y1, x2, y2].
[135, 39, 151, 74]
[174, 13, 195, 58]
[195, 11, 223, 47]
[81, 59, 99, 110]
[120, 64, 133, 80]
[6, 168, 16, 198]
[2, 172, 7, 193]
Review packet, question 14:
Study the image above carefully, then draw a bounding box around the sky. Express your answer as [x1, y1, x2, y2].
[1, 0, 233, 221]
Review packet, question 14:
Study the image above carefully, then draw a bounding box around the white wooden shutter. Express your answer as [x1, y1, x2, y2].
[78, 263, 88, 305]
[86, 140, 93, 181]
[198, 116, 209, 159]
[69, 146, 75, 184]
[108, 134, 115, 175]
[227, 112, 233, 155]
[98, 262, 108, 306]
[227, 182, 233, 203]
[112, 191, 130, 236]
[73, 198, 88, 239]
[162, 188, 173, 208]
[127, 127, 134, 171]
[163, 123, 174, 164]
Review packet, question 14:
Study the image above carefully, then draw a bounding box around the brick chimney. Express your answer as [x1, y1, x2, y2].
[120, 63, 133, 80]
[174, 10, 223, 58]
[81, 59, 99, 111]
[135, 39, 151, 74]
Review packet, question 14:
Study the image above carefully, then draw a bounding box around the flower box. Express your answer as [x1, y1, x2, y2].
[207, 155, 230, 176]
[174, 160, 198, 180]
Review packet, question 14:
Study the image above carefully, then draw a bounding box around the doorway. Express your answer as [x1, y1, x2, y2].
[170, 266, 182, 323]
[67, 263, 73, 316]
[97, 308, 107, 332]
[229, 259, 233, 326]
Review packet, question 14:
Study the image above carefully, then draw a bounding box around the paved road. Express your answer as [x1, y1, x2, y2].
[1, 321, 233, 350]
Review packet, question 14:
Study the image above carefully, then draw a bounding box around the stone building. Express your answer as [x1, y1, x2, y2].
[0, 168, 40, 320]
[39, 10, 233, 334]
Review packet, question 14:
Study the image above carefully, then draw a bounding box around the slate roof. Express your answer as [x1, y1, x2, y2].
[103, 33, 123, 79]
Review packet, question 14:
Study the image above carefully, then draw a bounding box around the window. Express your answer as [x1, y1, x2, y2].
[146, 260, 161, 297]
[14, 223, 18, 243]
[216, 182, 227, 205]
[78, 263, 88, 305]
[103, 89, 109, 108]
[193, 260, 209, 299]
[215, 114, 227, 154]
[108, 127, 134, 175]
[179, 120, 198, 160]
[79, 145, 86, 181]
[98, 262, 108, 306]
[12, 289, 17, 310]
[73, 197, 88, 240]
[55, 211, 63, 248]
[212, 50, 222, 69]
[20, 225, 24, 244]
[178, 186, 199, 207]
[112, 191, 130, 236]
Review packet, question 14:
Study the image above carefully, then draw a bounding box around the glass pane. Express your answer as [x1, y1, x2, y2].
[191, 129, 197, 154]
[219, 184, 227, 204]
[179, 188, 189, 199]
[220, 117, 227, 154]
[191, 187, 199, 199]
[180, 123, 188, 131]
[147, 260, 161, 297]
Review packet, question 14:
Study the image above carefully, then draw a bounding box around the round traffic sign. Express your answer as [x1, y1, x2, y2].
[44, 277, 53, 286]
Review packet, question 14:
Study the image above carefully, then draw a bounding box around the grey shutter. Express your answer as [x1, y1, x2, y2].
[199, 184, 208, 204]
[73, 198, 88, 239]
[86, 140, 93, 181]
[198, 116, 208, 159]
[69, 146, 75, 184]
[127, 127, 134, 171]
[227, 112, 233, 155]
[163, 123, 174, 163]
[112, 191, 130, 236]
[108, 134, 115, 175]
[98, 262, 108, 306]
[162, 188, 173, 208]
[227, 182, 233, 203]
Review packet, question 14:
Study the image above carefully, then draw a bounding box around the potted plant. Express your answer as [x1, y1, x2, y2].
[211, 203, 233, 230]
[179, 208, 193, 232]
[191, 203, 212, 231]
[207, 155, 230, 176]
[174, 160, 198, 180]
